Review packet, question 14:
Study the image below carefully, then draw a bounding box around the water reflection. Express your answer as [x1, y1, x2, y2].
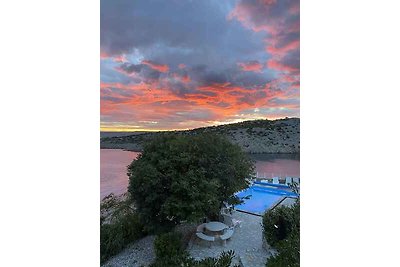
[249, 153, 300, 178]
[100, 149, 140, 200]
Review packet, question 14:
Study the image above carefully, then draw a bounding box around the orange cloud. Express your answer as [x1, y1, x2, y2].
[142, 60, 170, 73]
[100, 78, 293, 131]
[100, 51, 128, 63]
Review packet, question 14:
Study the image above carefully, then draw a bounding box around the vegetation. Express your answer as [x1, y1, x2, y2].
[154, 232, 187, 260]
[100, 194, 146, 263]
[128, 134, 254, 231]
[262, 194, 300, 267]
[266, 228, 300, 267]
[100, 117, 300, 154]
[263, 204, 299, 246]
[150, 231, 239, 267]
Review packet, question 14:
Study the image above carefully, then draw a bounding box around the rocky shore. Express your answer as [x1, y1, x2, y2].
[101, 118, 299, 154]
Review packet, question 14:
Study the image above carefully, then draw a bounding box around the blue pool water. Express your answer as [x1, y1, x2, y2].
[235, 184, 298, 215]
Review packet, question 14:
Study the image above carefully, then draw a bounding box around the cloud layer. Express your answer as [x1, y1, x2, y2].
[101, 0, 299, 131]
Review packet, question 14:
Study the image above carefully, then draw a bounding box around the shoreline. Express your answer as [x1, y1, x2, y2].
[100, 147, 300, 155]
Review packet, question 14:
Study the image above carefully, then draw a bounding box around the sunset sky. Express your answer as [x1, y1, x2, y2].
[101, 0, 299, 131]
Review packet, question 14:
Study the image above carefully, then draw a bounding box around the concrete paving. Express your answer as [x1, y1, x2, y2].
[188, 211, 276, 267]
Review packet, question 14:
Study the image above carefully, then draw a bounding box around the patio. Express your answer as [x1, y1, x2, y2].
[188, 211, 276, 267]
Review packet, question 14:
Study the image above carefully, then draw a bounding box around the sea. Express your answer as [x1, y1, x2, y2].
[100, 149, 300, 200]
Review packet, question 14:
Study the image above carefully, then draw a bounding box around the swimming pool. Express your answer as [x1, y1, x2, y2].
[235, 184, 298, 215]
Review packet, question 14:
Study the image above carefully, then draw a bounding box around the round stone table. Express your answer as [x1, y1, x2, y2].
[205, 221, 228, 232]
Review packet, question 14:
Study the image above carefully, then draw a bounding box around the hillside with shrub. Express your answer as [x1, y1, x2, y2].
[101, 117, 299, 154]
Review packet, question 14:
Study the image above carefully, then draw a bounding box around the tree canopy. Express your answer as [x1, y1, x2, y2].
[127, 133, 254, 231]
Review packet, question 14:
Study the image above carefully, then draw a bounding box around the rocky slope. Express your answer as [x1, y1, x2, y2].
[100, 117, 299, 154]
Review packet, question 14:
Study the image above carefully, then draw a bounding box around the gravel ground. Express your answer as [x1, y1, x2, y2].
[101, 211, 276, 267]
[101, 235, 156, 267]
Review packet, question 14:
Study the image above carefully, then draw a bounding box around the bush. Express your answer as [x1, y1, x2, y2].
[151, 234, 239, 267]
[100, 194, 145, 263]
[263, 201, 300, 267]
[193, 250, 239, 267]
[266, 229, 300, 267]
[154, 232, 186, 259]
[262, 204, 298, 246]
[150, 232, 188, 267]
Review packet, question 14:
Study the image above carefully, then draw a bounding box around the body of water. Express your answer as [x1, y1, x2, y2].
[100, 149, 140, 199]
[100, 149, 300, 200]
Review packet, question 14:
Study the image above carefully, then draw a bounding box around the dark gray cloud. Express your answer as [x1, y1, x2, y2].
[189, 64, 271, 88]
[101, 0, 268, 77]
[118, 63, 144, 74]
[101, 0, 265, 58]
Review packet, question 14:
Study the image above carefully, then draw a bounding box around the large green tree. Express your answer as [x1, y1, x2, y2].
[128, 133, 254, 231]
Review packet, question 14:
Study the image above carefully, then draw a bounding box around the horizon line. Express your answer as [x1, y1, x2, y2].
[100, 116, 299, 133]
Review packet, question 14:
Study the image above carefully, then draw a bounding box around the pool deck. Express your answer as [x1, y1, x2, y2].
[277, 197, 297, 208]
[188, 211, 276, 267]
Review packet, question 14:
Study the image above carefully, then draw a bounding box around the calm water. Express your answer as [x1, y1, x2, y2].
[100, 149, 140, 199]
[100, 149, 300, 200]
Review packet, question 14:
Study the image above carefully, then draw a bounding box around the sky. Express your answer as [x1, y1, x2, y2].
[100, 0, 299, 131]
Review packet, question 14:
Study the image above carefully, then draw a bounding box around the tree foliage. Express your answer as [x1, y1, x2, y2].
[263, 200, 300, 267]
[263, 203, 299, 246]
[128, 133, 254, 231]
[266, 229, 300, 267]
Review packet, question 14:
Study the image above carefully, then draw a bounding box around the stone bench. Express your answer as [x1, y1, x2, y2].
[196, 223, 206, 233]
[220, 228, 234, 246]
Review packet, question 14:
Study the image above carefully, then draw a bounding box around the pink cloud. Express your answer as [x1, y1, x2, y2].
[267, 59, 298, 73]
[237, 61, 264, 73]
[229, 0, 299, 75]
[113, 55, 127, 63]
[142, 60, 170, 73]
[266, 39, 299, 56]
[100, 51, 109, 59]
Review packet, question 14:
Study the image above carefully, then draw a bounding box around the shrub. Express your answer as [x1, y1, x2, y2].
[266, 229, 300, 267]
[262, 205, 297, 246]
[100, 194, 145, 263]
[151, 234, 239, 267]
[154, 232, 186, 259]
[263, 201, 300, 267]
[150, 232, 189, 267]
[192, 250, 240, 267]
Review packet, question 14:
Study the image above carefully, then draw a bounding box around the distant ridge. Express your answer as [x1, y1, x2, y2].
[100, 117, 299, 154]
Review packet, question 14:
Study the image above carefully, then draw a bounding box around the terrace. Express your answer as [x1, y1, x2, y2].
[188, 180, 299, 267]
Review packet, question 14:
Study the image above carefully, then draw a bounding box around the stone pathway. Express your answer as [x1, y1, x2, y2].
[188, 211, 276, 267]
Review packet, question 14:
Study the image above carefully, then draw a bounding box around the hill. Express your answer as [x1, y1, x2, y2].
[100, 117, 300, 154]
